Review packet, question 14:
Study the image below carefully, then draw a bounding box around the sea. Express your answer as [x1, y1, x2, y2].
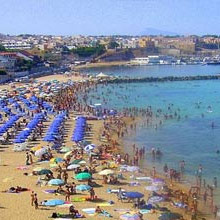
[83, 64, 220, 204]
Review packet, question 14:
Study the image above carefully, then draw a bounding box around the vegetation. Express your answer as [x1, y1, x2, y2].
[15, 58, 34, 71]
[108, 41, 119, 49]
[71, 45, 106, 57]
[0, 44, 6, 52]
[0, 70, 7, 75]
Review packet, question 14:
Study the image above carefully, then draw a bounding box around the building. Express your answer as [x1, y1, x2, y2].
[138, 37, 155, 49]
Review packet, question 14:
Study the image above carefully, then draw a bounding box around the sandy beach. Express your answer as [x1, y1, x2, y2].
[0, 72, 215, 220]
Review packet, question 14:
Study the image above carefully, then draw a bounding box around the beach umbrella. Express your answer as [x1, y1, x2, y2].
[145, 185, 160, 191]
[71, 159, 83, 164]
[78, 160, 86, 165]
[50, 163, 58, 168]
[63, 151, 72, 159]
[44, 199, 65, 207]
[67, 164, 80, 170]
[38, 169, 53, 175]
[148, 196, 164, 204]
[60, 147, 71, 153]
[152, 178, 165, 185]
[35, 148, 47, 158]
[84, 144, 96, 152]
[48, 179, 64, 186]
[50, 157, 63, 163]
[158, 212, 182, 220]
[120, 213, 141, 220]
[124, 192, 144, 199]
[76, 184, 91, 191]
[75, 172, 91, 181]
[31, 145, 42, 152]
[126, 166, 140, 172]
[99, 169, 114, 176]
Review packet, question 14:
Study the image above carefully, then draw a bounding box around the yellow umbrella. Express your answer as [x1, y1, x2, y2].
[50, 163, 58, 168]
[99, 169, 114, 176]
[50, 158, 56, 163]
[63, 151, 72, 159]
[31, 145, 43, 152]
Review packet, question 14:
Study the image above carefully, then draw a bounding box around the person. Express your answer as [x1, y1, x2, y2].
[69, 205, 79, 217]
[29, 153, 33, 165]
[31, 191, 35, 206]
[180, 160, 185, 172]
[95, 206, 103, 214]
[203, 190, 207, 204]
[213, 177, 217, 188]
[163, 164, 168, 176]
[213, 205, 218, 218]
[70, 182, 76, 194]
[56, 185, 63, 194]
[152, 167, 156, 178]
[89, 187, 95, 200]
[138, 211, 143, 220]
[36, 176, 43, 187]
[34, 193, 38, 209]
[65, 186, 71, 201]
[26, 152, 30, 165]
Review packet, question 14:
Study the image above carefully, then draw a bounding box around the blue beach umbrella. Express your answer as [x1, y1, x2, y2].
[48, 179, 64, 186]
[76, 184, 91, 191]
[124, 192, 144, 199]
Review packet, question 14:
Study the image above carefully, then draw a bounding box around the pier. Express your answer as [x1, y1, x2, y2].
[99, 74, 220, 84]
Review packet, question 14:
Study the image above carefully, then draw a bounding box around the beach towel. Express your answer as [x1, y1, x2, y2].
[114, 209, 130, 212]
[58, 204, 73, 208]
[43, 189, 56, 194]
[97, 203, 113, 207]
[72, 197, 87, 202]
[136, 177, 152, 181]
[17, 166, 29, 170]
[107, 189, 126, 193]
[82, 208, 96, 214]
[139, 209, 151, 214]
[129, 181, 140, 186]
[98, 210, 112, 218]
[50, 213, 84, 219]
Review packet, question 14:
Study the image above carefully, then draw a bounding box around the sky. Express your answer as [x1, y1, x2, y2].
[0, 0, 220, 36]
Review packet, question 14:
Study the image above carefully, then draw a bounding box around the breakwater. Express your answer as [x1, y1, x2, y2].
[99, 74, 220, 84]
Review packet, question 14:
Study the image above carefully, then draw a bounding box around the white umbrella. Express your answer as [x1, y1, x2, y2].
[35, 148, 48, 158]
[84, 144, 96, 152]
[67, 164, 80, 170]
[99, 169, 114, 176]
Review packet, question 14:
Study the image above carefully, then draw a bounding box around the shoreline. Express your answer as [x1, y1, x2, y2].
[74, 61, 129, 69]
[112, 116, 214, 219]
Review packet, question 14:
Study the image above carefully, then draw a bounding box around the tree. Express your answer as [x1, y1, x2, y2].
[0, 70, 7, 75]
[108, 41, 119, 49]
[72, 45, 106, 57]
[0, 44, 6, 52]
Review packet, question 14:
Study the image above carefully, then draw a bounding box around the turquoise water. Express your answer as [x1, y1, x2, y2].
[86, 65, 220, 204]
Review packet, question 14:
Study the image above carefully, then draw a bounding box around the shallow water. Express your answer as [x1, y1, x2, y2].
[86, 65, 220, 204]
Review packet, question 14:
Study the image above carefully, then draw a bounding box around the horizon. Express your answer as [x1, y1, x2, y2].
[0, 0, 220, 36]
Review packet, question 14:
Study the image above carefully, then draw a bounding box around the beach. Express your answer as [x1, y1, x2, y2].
[0, 72, 217, 220]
